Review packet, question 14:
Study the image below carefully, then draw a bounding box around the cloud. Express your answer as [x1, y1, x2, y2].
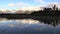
[8, 3, 15, 7]
[8, 2, 29, 7]
[48, 2, 59, 5]
[34, 0, 44, 2]
[16, 2, 28, 6]
[16, 6, 43, 12]
[14, 6, 44, 14]
[18, 6, 40, 11]
[47, 2, 60, 8]
[34, 0, 47, 4]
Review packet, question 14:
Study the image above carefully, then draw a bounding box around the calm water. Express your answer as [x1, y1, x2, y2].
[0, 19, 60, 34]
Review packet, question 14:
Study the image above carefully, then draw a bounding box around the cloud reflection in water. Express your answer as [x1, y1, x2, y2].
[0, 19, 57, 34]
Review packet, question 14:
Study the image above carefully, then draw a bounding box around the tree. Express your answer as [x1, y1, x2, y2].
[56, 7, 58, 11]
[53, 5, 56, 10]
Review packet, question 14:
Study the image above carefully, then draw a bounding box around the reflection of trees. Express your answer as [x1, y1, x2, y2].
[0, 5, 60, 27]
[31, 5, 60, 27]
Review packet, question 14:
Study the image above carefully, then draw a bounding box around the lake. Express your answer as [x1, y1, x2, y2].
[0, 19, 60, 34]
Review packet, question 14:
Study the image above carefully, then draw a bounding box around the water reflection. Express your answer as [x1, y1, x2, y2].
[0, 19, 59, 34]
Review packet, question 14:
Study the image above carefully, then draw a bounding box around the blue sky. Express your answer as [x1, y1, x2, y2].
[0, 0, 60, 10]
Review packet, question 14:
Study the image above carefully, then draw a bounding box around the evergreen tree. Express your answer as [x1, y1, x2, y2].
[53, 5, 56, 10]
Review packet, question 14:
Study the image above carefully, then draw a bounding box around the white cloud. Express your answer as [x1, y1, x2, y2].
[15, 6, 44, 14]
[34, 0, 44, 2]
[16, 6, 43, 12]
[47, 2, 60, 8]
[8, 3, 15, 7]
[48, 2, 59, 5]
[16, 2, 28, 6]
[0, 8, 7, 11]
[8, 2, 29, 7]
[34, 0, 47, 4]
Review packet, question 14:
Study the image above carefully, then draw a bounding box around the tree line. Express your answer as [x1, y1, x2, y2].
[31, 5, 60, 16]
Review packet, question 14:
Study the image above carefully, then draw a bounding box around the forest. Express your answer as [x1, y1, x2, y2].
[31, 5, 60, 16]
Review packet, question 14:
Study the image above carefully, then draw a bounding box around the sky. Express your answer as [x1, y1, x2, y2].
[0, 0, 60, 10]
